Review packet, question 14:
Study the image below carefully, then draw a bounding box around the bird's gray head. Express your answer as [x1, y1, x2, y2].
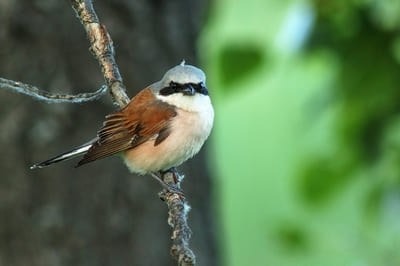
[158, 63, 208, 96]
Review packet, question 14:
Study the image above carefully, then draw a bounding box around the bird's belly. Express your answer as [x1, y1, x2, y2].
[122, 109, 213, 174]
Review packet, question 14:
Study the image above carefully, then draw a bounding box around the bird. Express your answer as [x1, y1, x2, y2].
[30, 62, 214, 191]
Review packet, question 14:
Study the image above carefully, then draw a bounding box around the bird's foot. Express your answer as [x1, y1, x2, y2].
[151, 171, 184, 197]
[160, 167, 182, 183]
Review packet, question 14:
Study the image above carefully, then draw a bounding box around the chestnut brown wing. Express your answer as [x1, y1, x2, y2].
[77, 89, 177, 167]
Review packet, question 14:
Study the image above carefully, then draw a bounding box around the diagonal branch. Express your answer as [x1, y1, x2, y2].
[0, 77, 107, 103]
[70, 0, 130, 108]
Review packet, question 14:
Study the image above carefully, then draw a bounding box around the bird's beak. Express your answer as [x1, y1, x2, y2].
[182, 84, 195, 96]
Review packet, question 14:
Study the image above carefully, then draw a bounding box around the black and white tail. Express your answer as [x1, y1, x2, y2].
[30, 141, 93, 169]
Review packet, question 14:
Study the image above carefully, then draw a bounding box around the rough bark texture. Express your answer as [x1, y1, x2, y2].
[160, 171, 196, 266]
[0, 1, 217, 266]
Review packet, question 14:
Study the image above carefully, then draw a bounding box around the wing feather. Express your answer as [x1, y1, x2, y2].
[77, 88, 177, 167]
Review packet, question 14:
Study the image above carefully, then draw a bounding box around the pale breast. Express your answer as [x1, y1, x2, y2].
[123, 105, 214, 174]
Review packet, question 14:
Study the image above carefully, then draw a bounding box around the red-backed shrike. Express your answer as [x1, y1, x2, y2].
[31, 63, 214, 181]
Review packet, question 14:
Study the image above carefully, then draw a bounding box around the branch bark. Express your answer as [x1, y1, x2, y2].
[0, 77, 107, 103]
[160, 171, 196, 266]
[70, 0, 130, 108]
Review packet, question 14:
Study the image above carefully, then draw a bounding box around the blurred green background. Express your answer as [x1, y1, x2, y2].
[201, 0, 400, 265]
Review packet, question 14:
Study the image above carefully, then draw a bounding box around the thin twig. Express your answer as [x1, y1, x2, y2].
[0, 77, 107, 103]
[70, 1, 196, 265]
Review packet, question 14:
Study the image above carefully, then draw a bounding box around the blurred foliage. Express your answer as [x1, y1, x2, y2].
[218, 43, 265, 87]
[200, 0, 400, 265]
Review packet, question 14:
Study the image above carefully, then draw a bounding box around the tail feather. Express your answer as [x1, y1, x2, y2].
[30, 142, 93, 169]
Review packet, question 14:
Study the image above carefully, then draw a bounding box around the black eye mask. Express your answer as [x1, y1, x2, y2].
[159, 82, 208, 96]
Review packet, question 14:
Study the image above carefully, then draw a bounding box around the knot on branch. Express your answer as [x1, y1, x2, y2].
[87, 23, 115, 57]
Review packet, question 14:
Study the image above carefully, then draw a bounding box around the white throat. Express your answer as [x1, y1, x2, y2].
[156, 93, 213, 114]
